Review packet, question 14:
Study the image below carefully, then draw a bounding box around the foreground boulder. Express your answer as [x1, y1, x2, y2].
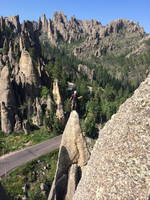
[48, 111, 90, 200]
[73, 75, 150, 200]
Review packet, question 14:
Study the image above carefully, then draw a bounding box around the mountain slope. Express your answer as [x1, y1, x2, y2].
[0, 12, 149, 138]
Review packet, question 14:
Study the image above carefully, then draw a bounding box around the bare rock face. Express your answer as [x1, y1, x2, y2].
[40, 14, 49, 33]
[73, 18, 145, 59]
[1, 102, 12, 135]
[0, 66, 15, 106]
[5, 15, 21, 32]
[39, 12, 101, 45]
[0, 66, 15, 134]
[52, 79, 64, 123]
[48, 111, 90, 200]
[32, 98, 43, 126]
[0, 15, 20, 33]
[14, 114, 22, 133]
[99, 19, 144, 38]
[73, 75, 150, 200]
[19, 50, 38, 85]
[52, 11, 69, 42]
[78, 64, 95, 82]
[82, 19, 101, 35]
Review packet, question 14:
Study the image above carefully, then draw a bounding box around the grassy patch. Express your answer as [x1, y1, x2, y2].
[0, 128, 59, 156]
[1, 150, 58, 200]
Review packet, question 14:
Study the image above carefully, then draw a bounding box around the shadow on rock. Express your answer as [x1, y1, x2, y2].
[0, 183, 10, 200]
[50, 146, 82, 200]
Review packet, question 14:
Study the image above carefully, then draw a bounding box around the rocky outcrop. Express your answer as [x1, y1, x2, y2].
[48, 111, 90, 200]
[19, 50, 38, 85]
[32, 98, 43, 126]
[73, 75, 150, 200]
[73, 18, 145, 59]
[5, 15, 21, 32]
[52, 11, 69, 42]
[40, 13, 144, 48]
[40, 12, 100, 45]
[0, 66, 15, 134]
[1, 102, 12, 135]
[0, 15, 20, 33]
[126, 35, 150, 58]
[14, 114, 22, 133]
[52, 79, 64, 123]
[78, 64, 95, 81]
[0, 12, 148, 137]
[40, 14, 49, 33]
[0, 66, 15, 106]
[99, 19, 144, 37]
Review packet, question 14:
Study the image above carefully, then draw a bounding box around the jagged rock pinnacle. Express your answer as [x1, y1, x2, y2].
[48, 110, 90, 200]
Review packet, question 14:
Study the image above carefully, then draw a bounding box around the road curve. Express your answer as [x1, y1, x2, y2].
[0, 135, 62, 177]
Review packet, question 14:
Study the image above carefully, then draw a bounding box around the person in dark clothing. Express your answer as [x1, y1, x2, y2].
[70, 90, 82, 110]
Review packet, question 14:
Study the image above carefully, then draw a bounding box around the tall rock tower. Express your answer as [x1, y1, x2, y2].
[48, 111, 90, 200]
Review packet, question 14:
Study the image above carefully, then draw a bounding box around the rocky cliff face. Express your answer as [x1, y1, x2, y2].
[19, 49, 38, 85]
[42, 12, 145, 60]
[39, 12, 144, 52]
[0, 15, 48, 134]
[0, 66, 15, 134]
[0, 66, 15, 106]
[0, 12, 149, 135]
[48, 111, 90, 200]
[73, 75, 150, 200]
[0, 15, 20, 33]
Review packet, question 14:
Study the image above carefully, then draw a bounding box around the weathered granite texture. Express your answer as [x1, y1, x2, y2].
[48, 111, 90, 200]
[19, 50, 38, 85]
[73, 75, 150, 200]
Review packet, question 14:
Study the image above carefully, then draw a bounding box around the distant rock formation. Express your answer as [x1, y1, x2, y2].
[0, 15, 20, 33]
[1, 102, 13, 135]
[73, 75, 150, 200]
[0, 66, 15, 134]
[39, 12, 144, 50]
[19, 50, 38, 85]
[32, 97, 43, 126]
[0, 66, 15, 106]
[14, 114, 22, 133]
[78, 64, 95, 82]
[0, 12, 148, 136]
[48, 111, 90, 200]
[52, 79, 64, 123]
[99, 19, 144, 37]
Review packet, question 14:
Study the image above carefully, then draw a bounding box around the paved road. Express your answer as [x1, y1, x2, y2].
[0, 135, 62, 177]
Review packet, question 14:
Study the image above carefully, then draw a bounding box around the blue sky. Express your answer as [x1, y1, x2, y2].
[0, 0, 150, 33]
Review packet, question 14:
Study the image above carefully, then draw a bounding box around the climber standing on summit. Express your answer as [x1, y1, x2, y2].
[70, 90, 82, 111]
